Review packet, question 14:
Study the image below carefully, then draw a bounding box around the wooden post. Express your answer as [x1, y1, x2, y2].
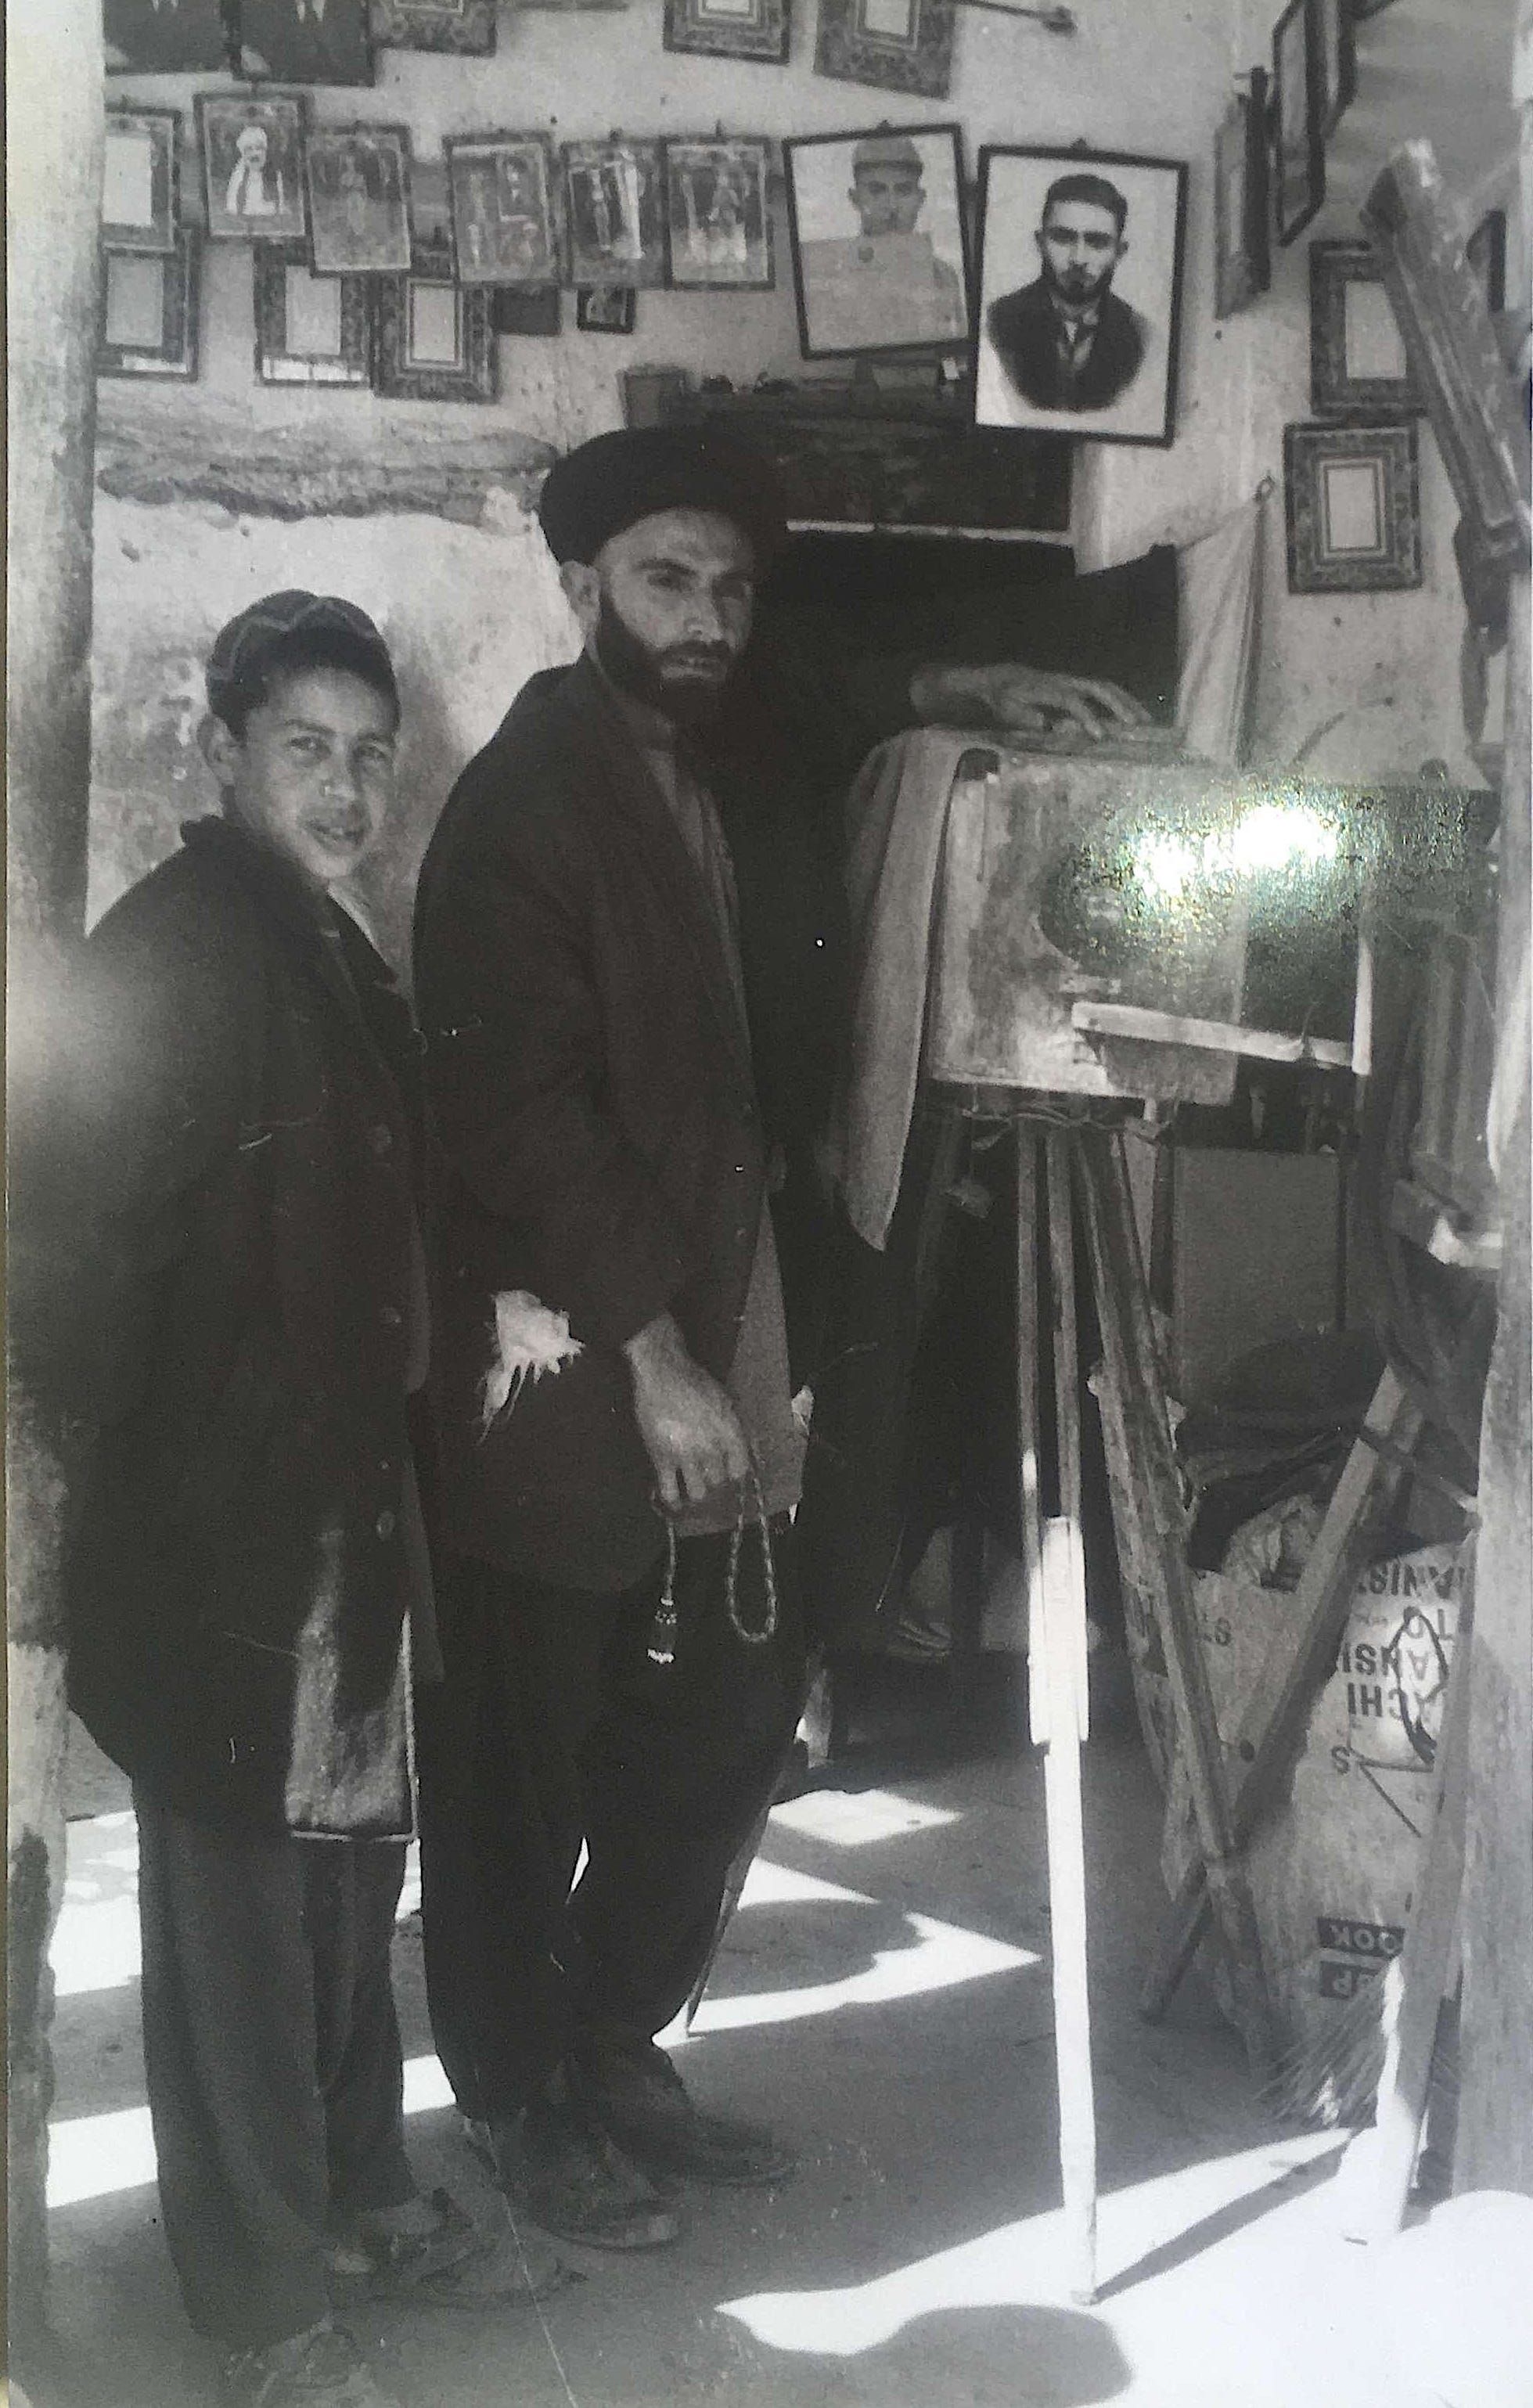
[6, 0, 103, 2344]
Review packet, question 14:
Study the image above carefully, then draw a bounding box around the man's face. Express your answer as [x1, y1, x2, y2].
[203, 665, 398, 890]
[1036, 200, 1126, 311]
[851, 164, 925, 238]
[583, 508, 757, 729]
[239, 125, 268, 168]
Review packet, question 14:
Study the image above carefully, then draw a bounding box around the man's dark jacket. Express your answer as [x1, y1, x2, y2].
[56, 817, 426, 1836]
[412, 652, 845, 1594]
[985, 277, 1146, 413]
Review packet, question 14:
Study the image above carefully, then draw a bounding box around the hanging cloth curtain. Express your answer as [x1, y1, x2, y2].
[1175, 485, 1268, 767]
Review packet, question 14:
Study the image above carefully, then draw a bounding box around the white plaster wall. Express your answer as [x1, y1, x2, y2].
[92, 0, 1520, 957]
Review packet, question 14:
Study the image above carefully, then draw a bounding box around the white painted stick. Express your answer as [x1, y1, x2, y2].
[1039, 1514, 1097, 2305]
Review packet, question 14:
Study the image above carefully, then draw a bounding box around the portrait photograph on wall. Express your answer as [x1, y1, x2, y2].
[577, 283, 637, 331]
[563, 139, 666, 288]
[663, 139, 773, 290]
[369, 0, 496, 52]
[663, 0, 790, 65]
[239, 0, 375, 84]
[102, 108, 180, 254]
[105, 0, 229, 74]
[973, 144, 1187, 446]
[198, 93, 309, 242]
[306, 124, 412, 272]
[814, 0, 956, 101]
[446, 135, 560, 284]
[784, 124, 969, 358]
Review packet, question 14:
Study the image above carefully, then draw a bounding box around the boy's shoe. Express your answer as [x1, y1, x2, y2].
[489, 2098, 682, 2251]
[221, 2320, 397, 2408]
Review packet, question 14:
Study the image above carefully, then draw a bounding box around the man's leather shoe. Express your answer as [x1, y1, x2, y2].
[576, 2035, 796, 2188]
[488, 2098, 682, 2251]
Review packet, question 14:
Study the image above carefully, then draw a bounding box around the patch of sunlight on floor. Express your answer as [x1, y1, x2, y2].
[718, 2130, 1346, 2356]
[768, 1788, 963, 1848]
[49, 2055, 457, 2208]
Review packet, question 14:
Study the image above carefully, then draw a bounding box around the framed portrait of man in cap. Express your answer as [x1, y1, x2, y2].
[974, 143, 1188, 446]
[198, 92, 310, 243]
[784, 124, 970, 358]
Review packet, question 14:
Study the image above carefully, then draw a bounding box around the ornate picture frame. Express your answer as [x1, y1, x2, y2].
[103, 107, 181, 256]
[1309, 238, 1421, 416]
[306, 124, 412, 274]
[1283, 419, 1422, 592]
[99, 232, 200, 379]
[198, 92, 310, 244]
[369, 0, 496, 52]
[663, 0, 790, 63]
[445, 134, 561, 286]
[254, 240, 372, 384]
[374, 272, 497, 399]
[663, 138, 774, 291]
[814, 0, 956, 101]
[563, 139, 666, 289]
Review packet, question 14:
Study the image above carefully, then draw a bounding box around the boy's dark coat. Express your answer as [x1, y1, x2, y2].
[59, 817, 424, 1835]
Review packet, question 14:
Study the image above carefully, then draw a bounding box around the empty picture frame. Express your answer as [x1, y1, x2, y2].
[1284, 419, 1421, 592]
[198, 92, 309, 243]
[307, 124, 412, 272]
[1309, 239, 1421, 415]
[1272, 0, 1324, 246]
[254, 240, 372, 383]
[103, 107, 180, 254]
[369, 0, 496, 52]
[814, 0, 957, 101]
[99, 232, 200, 378]
[445, 135, 560, 286]
[563, 139, 666, 289]
[664, 0, 790, 63]
[374, 272, 497, 398]
[663, 138, 774, 290]
[1214, 71, 1270, 318]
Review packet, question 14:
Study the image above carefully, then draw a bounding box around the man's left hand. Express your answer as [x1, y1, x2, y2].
[911, 661, 1152, 741]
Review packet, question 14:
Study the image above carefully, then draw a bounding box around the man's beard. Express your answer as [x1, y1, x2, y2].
[1043, 261, 1114, 313]
[594, 593, 736, 729]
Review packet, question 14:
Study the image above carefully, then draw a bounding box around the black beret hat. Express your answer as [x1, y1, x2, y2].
[207, 590, 396, 720]
[537, 427, 788, 570]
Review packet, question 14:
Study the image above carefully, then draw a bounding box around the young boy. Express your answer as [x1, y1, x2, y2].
[60, 594, 476, 2406]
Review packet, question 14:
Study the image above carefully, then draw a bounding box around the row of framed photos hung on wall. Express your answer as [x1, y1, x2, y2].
[103, 106, 1190, 447]
[106, 0, 1017, 100]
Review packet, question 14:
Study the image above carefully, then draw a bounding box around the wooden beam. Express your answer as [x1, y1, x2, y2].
[1071, 1000, 1352, 1069]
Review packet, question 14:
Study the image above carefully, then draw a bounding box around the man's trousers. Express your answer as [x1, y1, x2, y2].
[416, 1524, 807, 2124]
[134, 1789, 416, 2353]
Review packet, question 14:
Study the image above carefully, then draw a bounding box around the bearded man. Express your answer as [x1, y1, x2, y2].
[986, 170, 1147, 413]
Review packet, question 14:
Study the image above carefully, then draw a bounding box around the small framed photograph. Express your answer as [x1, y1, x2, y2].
[106, 0, 227, 73]
[1467, 207, 1506, 315]
[974, 144, 1187, 445]
[306, 124, 412, 272]
[576, 284, 636, 333]
[254, 240, 372, 383]
[198, 93, 309, 243]
[1283, 420, 1421, 592]
[99, 232, 200, 378]
[1214, 72, 1270, 319]
[563, 140, 666, 290]
[1272, 0, 1325, 246]
[664, 0, 790, 63]
[1319, 0, 1356, 133]
[784, 124, 969, 357]
[239, 0, 374, 84]
[103, 108, 180, 255]
[375, 272, 497, 399]
[1309, 238, 1420, 416]
[369, 0, 495, 52]
[663, 139, 773, 290]
[491, 286, 562, 334]
[814, 0, 956, 99]
[445, 135, 560, 286]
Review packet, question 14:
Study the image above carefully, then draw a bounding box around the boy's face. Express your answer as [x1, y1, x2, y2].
[851, 164, 925, 237]
[202, 665, 398, 891]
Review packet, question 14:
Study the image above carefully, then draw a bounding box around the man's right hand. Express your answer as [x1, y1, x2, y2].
[624, 1312, 751, 1514]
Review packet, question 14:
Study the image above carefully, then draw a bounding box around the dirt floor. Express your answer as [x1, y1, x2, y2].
[27, 1656, 1462, 2408]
